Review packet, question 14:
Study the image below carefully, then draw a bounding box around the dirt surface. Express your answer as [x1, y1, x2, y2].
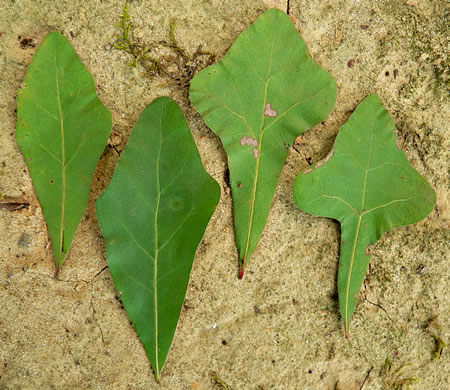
[0, 0, 448, 389]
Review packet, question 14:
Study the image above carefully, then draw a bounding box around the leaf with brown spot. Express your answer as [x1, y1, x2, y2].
[190, 9, 336, 277]
[293, 94, 436, 336]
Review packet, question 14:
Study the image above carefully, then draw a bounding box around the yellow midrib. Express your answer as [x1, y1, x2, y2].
[241, 39, 276, 269]
[153, 105, 164, 380]
[344, 120, 376, 334]
[55, 56, 66, 269]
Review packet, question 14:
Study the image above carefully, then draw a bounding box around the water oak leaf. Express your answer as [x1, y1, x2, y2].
[96, 97, 220, 381]
[293, 94, 436, 337]
[16, 32, 112, 276]
[190, 9, 336, 277]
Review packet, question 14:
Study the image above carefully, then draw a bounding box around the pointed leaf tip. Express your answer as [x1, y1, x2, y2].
[190, 9, 336, 276]
[97, 97, 220, 380]
[294, 94, 436, 335]
[16, 31, 112, 274]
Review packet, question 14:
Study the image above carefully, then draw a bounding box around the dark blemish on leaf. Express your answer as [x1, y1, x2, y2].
[240, 136, 258, 146]
[303, 168, 313, 175]
[396, 138, 402, 150]
[316, 148, 334, 168]
[50, 180, 54, 184]
[238, 183, 243, 188]
[264, 103, 277, 117]
[347, 59, 355, 68]
[253, 148, 259, 159]
[400, 176, 404, 180]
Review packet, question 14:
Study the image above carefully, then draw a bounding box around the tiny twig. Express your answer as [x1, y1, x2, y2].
[359, 366, 373, 390]
[365, 298, 393, 322]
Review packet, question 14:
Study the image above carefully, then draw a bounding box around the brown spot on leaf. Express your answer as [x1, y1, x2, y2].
[264, 103, 277, 117]
[238, 183, 243, 188]
[240, 136, 258, 146]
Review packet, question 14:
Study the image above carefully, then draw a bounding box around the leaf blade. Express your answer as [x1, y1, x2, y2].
[96, 97, 220, 380]
[294, 94, 436, 335]
[16, 32, 112, 273]
[190, 9, 337, 276]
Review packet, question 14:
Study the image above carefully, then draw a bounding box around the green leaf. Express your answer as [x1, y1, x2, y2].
[96, 97, 220, 381]
[16, 32, 112, 276]
[190, 9, 336, 277]
[293, 94, 436, 336]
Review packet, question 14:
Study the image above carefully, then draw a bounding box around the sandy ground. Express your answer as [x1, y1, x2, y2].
[0, 0, 448, 389]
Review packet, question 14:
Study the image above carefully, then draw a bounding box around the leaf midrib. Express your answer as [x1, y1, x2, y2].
[344, 119, 375, 336]
[241, 38, 276, 271]
[55, 54, 66, 270]
[153, 104, 164, 381]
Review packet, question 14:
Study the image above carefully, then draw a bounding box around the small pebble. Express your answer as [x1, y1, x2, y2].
[347, 59, 355, 68]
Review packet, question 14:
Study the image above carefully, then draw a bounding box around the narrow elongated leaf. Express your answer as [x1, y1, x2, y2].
[190, 9, 336, 277]
[96, 97, 220, 381]
[293, 94, 436, 336]
[16, 32, 112, 275]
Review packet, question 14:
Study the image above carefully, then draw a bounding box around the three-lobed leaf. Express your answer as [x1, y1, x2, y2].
[293, 94, 436, 336]
[96, 97, 220, 381]
[190, 9, 337, 277]
[16, 32, 112, 275]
